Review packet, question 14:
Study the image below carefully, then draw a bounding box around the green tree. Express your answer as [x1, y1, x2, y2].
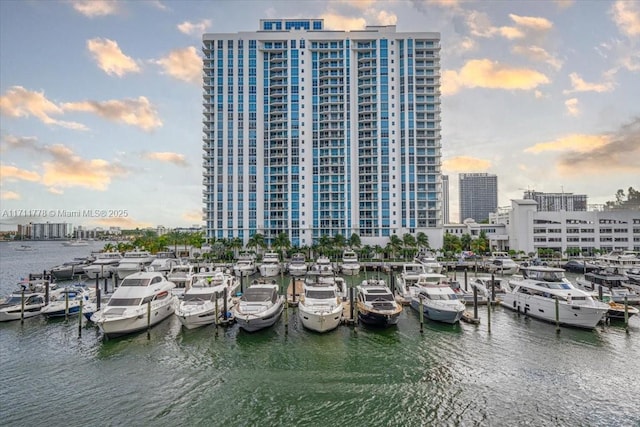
[460, 233, 472, 251]
[387, 234, 403, 260]
[349, 233, 361, 249]
[416, 232, 430, 250]
[402, 233, 417, 259]
[442, 232, 461, 257]
[273, 232, 291, 260]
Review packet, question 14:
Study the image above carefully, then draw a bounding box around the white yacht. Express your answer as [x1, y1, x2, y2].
[233, 252, 257, 277]
[576, 270, 640, 305]
[394, 263, 433, 304]
[415, 251, 443, 274]
[470, 276, 510, 303]
[0, 287, 47, 322]
[166, 262, 196, 298]
[484, 252, 519, 275]
[503, 272, 609, 329]
[596, 250, 640, 275]
[90, 272, 177, 337]
[298, 269, 344, 333]
[115, 249, 155, 278]
[50, 257, 93, 281]
[147, 251, 179, 273]
[340, 249, 361, 276]
[83, 252, 123, 279]
[409, 275, 466, 324]
[259, 251, 281, 277]
[356, 279, 402, 327]
[287, 253, 308, 277]
[176, 270, 239, 329]
[233, 280, 284, 332]
[41, 285, 94, 318]
[309, 254, 334, 274]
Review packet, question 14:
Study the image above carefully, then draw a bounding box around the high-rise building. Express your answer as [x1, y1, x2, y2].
[203, 19, 442, 247]
[523, 190, 587, 212]
[459, 173, 497, 223]
[442, 174, 450, 224]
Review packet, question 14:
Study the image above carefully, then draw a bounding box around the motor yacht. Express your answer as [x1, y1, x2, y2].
[233, 279, 284, 332]
[0, 287, 46, 322]
[409, 277, 466, 324]
[50, 257, 93, 281]
[356, 279, 402, 327]
[502, 275, 609, 329]
[414, 251, 443, 274]
[298, 269, 344, 333]
[41, 285, 94, 318]
[470, 276, 511, 303]
[83, 252, 123, 279]
[259, 251, 281, 277]
[233, 252, 257, 277]
[147, 251, 179, 273]
[484, 252, 519, 275]
[115, 249, 155, 278]
[166, 262, 196, 298]
[176, 270, 239, 329]
[340, 250, 361, 276]
[394, 263, 439, 304]
[287, 253, 308, 277]
[576, 270, 640, 305]
[90, 272, 177, 337]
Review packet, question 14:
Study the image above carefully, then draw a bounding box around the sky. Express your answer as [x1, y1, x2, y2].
[0, 0, 639, 231]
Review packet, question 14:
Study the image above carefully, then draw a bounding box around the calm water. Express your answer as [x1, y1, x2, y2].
[1, 241, 639, 427]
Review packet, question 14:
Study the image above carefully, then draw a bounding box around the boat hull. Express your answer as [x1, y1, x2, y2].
[259, 265, 281, 277]
[341, 265, 361, 276]
[288, 266, 307, 277]
[0, 305, 44, 322]
[501, 294, 607, 329]
[93, 298, 176, 337]
[357, 308, 400, 327]
[235, 302, 284, 332]
[409, 299, 464, 324]
[176, 302, 233, 330]
[298, 304, 342, 333]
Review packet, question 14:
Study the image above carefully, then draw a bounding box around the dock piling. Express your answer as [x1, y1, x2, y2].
[491, 273, 496, 304]
[65, 290, 69, 320]
[223, 287, 228, 321]
[284, 298, 288, 334]
[555, 297, 560, 334]
[349, 287, 354, 323]
[214, 292, 219, 336]
[45, 281, 50, 305]
[464, 270, 468, 292]
[487, 292, 491, 334]
[20, 288, 25, 324]
[419, 296, 424, 334]
[78, 298, 83, 338]
[624, 296, 629, 334]
[473, 285, 478, 320]
[146, 300, 151, 339]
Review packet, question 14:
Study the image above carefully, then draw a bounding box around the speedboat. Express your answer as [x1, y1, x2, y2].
[40, 285, 94, 318]
[592, 292, 639, 320]
[576, 270, 640, 305]
[415, 251, 443, 273]
[356, 279, 402, 327]
[0, 288, 46, 322]
[83, 251, 123, 279]
[233, 252, 257, 277]
[484, 252, 519, 275]
[298, 269, 343, 333]
[340, 249, 361, 276]
[409, 277, 466, 324]
[50, 257, 93, 281]
[90, 272, 177, 337]
[287, 253, 308, 277]
[115, 249, 155, 278]
[233, 279, 284, 332]
[176, 270, 239, 329]
[259, 251, 281, 277]
[394, 263, 441, 304]
[502, 275, 609, 329]
[470, 276, 510, 303]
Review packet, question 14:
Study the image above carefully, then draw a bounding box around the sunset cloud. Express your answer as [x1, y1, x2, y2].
[154, 47, 202, 84]
[87, 38, 141, 77]
[1, 135, 39, 152]
[62, 96, 162, 131]
[512, 45, 563, 70]
[182, 209, 203, 223]
[41, 144, 128, 191]
[142, 151, 188, 167]
[564, 72, 615, 93]
[509, 14, 553, 32]
[443, 156, 492, 172]
[564, 98, 580, 116]
[0, 86, 87, 130]
[0, 164, 41, 182]
[442, 59, 550, 95]
[95, 217, 153, 229]
[524, 134, 610, 154]
[71, 0, 119, 17]
[610, 1, 640, 37]
[177, 19, 212, 36]
[467, 12, 552, 40]
[321, 13, 366, 30]
[366, 9, 398, 26]
[1, 190, 21, 200]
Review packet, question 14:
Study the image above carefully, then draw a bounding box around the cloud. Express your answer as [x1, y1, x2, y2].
[610, 1, 640, 37]
[87, 38, 141, 77]
[321, 13, 366, 30]
[366, 10, 398, 26]
[71, 0, 119, 17]
[442, 59, 550, 95]
[0, 86, 87, 130]
[0, 165, 41, 182]
[563, 72, 615, 94]
[182, 209, 203, 223]
[177, 19, 212, 36]
[554, 0, 574, 9]
[525, 134, 610, 154]
[555, 118, 640, 175]
[95, 217, 153, 229]
[48, 187, 64, 195]
[564, 98, 580, 117]
[154, 47, 202, 84]
[147, 0, 168, 11]
[41, 144, 128, 191]
[443, 156, 492, 172]
[62, 96, 162, 131]
[512, 45, 563, 70]
[142, 151, 188, 167]
[1, 134, 39, 152]
[508, 14, 553, 32]
[1, 190, 21, 200]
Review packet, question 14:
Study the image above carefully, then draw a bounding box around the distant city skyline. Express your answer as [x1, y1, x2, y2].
[1, 1, 639, 231]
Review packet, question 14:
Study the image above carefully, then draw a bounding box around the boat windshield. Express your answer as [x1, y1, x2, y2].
[183, 293, 216, 302]
[365, 293, 393, 302]
[306, 290, 335, 299]
[1, 296, 24, 305]
[121, 278, 151, 287]
[242, 289, 276, 302]
[108, 298, 142, 306]
[424, 292, 458, 301]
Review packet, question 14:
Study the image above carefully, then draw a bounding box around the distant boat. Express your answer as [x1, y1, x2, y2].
[62, 239, 89, 247]
[14, 245, 36, 252]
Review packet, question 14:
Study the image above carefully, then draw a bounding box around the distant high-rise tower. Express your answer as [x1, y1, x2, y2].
[459, 173, 497, 223]
[523, 190, 587, 211]
[442, 175, 450, 224]
[202, 19, 442, 247]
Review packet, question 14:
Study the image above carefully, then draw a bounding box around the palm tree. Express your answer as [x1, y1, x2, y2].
[402, 233, 417, 259]
[388, 234, 403, 260]
[273, 232, 291, 261]
[333, 234, 346, 260]
[416, 232, 429, 251]
[247, 233, 266, 255]
[349, 233, 361, 249]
